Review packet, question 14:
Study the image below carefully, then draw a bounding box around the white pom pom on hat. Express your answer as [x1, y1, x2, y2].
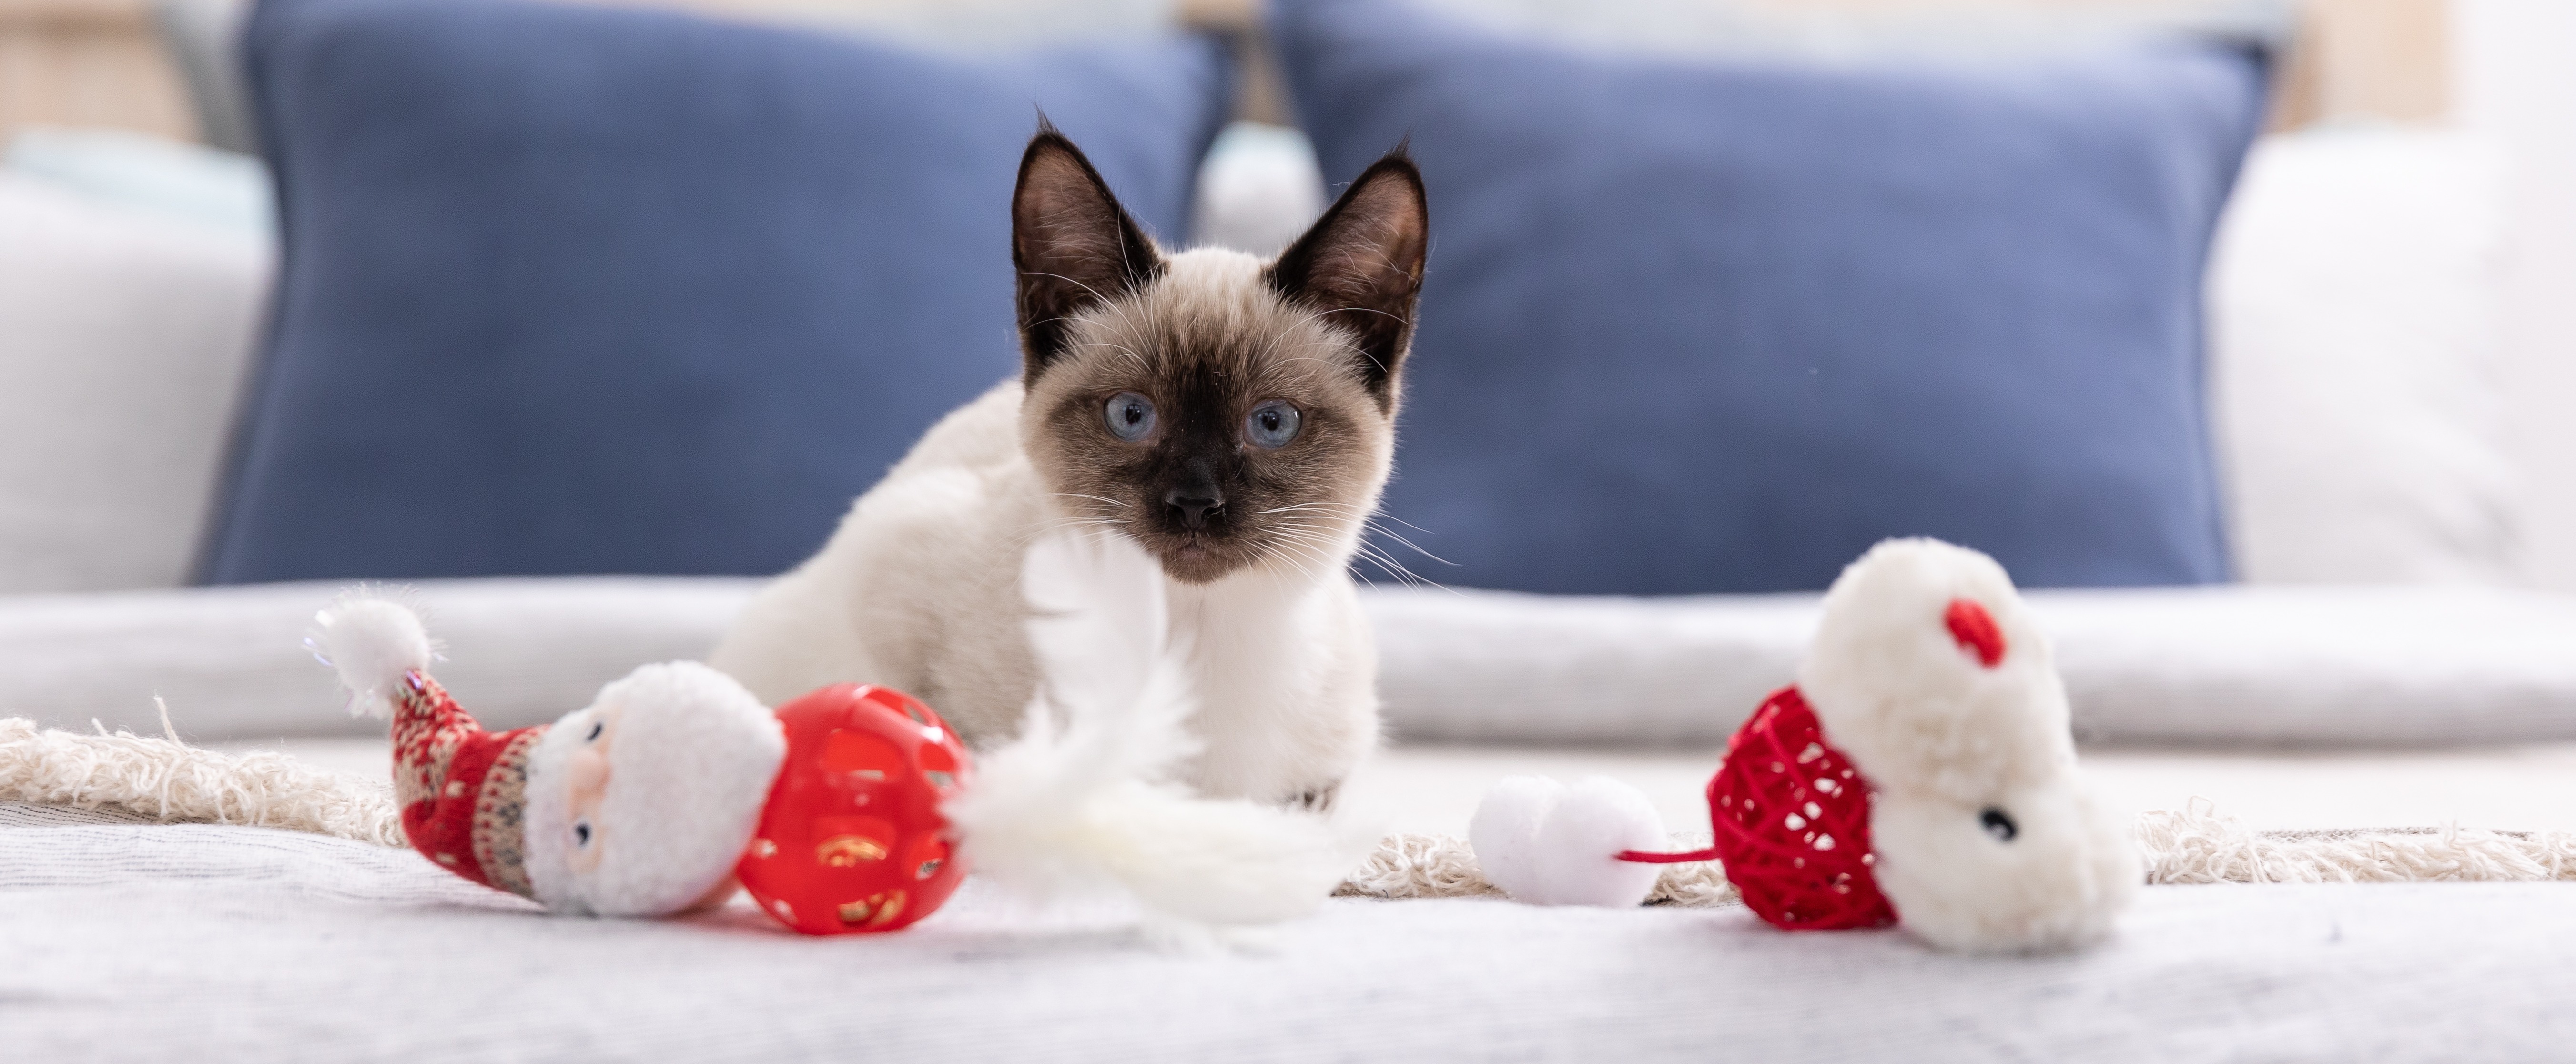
[308, 587, 436, 718]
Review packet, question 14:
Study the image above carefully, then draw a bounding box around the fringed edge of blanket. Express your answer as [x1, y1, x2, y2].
[0, 717, 404, 847]
[1338, 805, 2576, 905]
[8, 718, 2571, 902]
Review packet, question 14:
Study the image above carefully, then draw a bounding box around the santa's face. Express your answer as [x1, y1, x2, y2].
[518, 661, 784, 918]
[564, 702, 627, 874]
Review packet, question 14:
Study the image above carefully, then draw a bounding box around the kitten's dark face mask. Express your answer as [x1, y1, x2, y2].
[1008, 126, 1429, 585]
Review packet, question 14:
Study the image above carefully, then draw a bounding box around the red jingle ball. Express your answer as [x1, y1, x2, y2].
[1706, 687, 1897, 931]
[736, 684, 972, 936]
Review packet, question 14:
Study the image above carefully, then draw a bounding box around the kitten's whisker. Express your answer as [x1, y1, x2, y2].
[1011, 515, 1132, 550]
[1262, 499, 1368, 512]
[1374, 512, 1437, 536]
[1360, 519, 1457, 567]
[1258, 535, 1336, 584]
[1328, 530, 1447, 589]
[1265, 525, 1428, 588]
[1262, 539, 1324, 583]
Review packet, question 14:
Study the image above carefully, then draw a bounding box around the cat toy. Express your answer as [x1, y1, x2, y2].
[310, 532, 1348, 934]
[1469, 538, 2140, 953]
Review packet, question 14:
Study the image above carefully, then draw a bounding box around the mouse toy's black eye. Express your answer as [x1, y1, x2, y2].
[1979, 808, 2018, 842]
[574, 821, 594, 847]
[1105, 391, 1157, 442]
[585, 720, 604, 742]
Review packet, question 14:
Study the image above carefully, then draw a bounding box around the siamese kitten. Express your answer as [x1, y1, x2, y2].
[709, 127, 1429, 807]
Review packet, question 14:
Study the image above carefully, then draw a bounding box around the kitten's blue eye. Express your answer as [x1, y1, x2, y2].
[1105, 392, 1156, 442]
[1245, 400, 1301, 449]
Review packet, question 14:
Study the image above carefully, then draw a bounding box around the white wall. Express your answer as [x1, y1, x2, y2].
[2457, 0, 2576, 590]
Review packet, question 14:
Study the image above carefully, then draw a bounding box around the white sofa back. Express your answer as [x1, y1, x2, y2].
[0, 168, 266, 593]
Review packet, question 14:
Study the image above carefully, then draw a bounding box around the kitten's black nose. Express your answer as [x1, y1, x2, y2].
[1164, 485, 1225, 529]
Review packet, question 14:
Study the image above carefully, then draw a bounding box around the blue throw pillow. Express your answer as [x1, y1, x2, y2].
[1275, 0, 2266, 594]
[207, 0, 1229, 582]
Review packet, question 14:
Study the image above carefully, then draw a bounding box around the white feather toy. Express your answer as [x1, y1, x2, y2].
[944, 531, 1356, 929]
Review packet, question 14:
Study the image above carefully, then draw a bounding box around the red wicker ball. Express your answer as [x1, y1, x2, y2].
[736, 684, 972, 936]
[1704, 686, 1897, 931]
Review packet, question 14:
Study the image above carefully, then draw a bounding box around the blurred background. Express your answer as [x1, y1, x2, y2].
[3, 0, 2572, 589]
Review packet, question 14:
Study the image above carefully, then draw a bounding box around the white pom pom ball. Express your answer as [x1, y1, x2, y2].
[310, 588, 433, 717]
[1470, 775, 1666, 907]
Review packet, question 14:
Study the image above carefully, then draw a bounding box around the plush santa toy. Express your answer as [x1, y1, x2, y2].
[1471, 538, 2140, 953]
[310, 532, 1349, 935]
[314, 595, 783, 917]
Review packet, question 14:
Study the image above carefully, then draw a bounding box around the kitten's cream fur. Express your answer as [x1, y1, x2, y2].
[713, 255, 1387, 804]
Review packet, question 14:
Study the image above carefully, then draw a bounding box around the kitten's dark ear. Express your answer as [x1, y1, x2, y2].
[1267, 152, 1429, 409]
[1013, 124, 1163, 381]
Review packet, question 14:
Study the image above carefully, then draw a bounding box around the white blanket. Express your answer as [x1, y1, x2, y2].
[4, 807, 2571, 1062]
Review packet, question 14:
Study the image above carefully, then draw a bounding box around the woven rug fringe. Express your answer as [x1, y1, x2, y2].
[0, 717, 404, 847]
[8, 719, 2571, 900]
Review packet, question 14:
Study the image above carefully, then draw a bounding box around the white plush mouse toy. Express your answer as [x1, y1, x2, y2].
[1471, 538, 2140, 953]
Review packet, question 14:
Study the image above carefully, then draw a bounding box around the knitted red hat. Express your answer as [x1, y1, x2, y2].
[385, 669, 544, 896]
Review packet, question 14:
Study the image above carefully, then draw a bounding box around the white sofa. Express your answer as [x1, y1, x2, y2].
[4, 123, 2569, 750]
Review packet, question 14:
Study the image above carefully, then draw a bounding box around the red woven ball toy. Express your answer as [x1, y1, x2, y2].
[1624, 686, 1896, 930]
[736, 684, 972, 936]
[1707, 687, 1896, 929]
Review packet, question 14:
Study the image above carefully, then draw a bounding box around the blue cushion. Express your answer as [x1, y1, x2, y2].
[1276, 0, 2266, 594]
[207, 0, 1228, 582]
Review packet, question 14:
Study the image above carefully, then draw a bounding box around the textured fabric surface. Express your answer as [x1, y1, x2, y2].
[210, 0, 1229, 582]
[1276, 0, 2264, 594]
[0, 577, 756, 740]
[13, 578, 2576, 747]
[0, 800, 154, 827]
[1369, 583, 2576, 746]
[4, 815, 2574, 1061]
[0, 176, 268, 595]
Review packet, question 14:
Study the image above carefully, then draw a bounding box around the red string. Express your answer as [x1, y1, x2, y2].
[1689, 687, 1897, 931]
[1614, 845, 1724, 864]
